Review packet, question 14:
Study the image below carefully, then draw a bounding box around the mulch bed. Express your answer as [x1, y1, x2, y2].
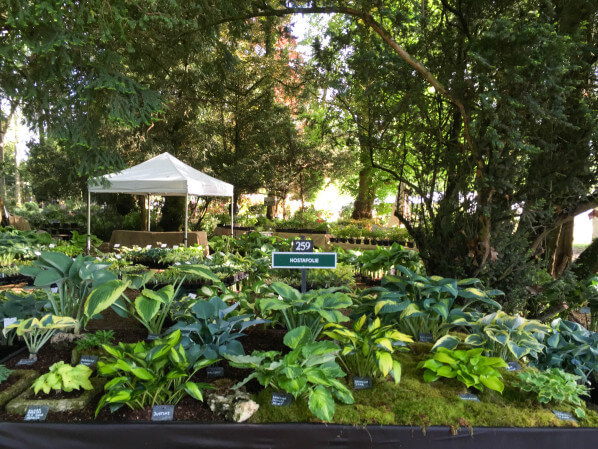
[0, 307, 286, 424]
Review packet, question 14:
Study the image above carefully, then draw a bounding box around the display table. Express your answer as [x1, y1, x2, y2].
[108, 230, 208, 251]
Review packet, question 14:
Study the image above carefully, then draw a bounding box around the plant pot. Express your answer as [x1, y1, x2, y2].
[348, 238, 355, 244]
[355, 238, 362, 244]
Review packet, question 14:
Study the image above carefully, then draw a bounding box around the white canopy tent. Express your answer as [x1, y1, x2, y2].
[87, 152, 234, 250]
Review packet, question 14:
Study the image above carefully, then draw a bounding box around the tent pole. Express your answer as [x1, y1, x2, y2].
[147, 195, 151, 231]
[87, 190, 91, 254]
[231, 190, 234, 237]
[184, 194, 189, 248]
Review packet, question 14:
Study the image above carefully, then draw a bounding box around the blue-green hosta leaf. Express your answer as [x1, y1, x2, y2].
[39, 251, 73, 274]
[401, 303, 424, 319]
[259, 297, 290, 313]
[506, 341, 528, 360]
[464, 334, 486, 347]
[430, 303, 449, 321]
[432, 335, 460, 351]
[33, 268, 64, 287]
[308, 385, 335, 422]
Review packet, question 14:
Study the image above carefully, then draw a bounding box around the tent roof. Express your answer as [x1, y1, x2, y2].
[88, 153, 233, 197]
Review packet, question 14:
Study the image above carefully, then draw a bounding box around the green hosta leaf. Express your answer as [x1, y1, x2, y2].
[85, 279, 130, 319]
[269, 282, 302, 302]
[390, 360, 402, 384]
[184, 381, 204, 401]
[480, 374, 504, 393]
[134, 294, 161, 323]
[434, 351, 457, 365]
[131, 367, 154, 380]
[179, 265, 221, 283]
[423, 370, 439, 382]
[283, 326, 311, 350]
[436, 365, 457, 378]
[401, 302, 424, 319]
[308, 385, 335, 422]
[278, 375, 307, 396]
[259, 297, 290, 312]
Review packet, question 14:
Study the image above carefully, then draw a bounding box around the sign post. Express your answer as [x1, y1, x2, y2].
[272, 237, 337, 293]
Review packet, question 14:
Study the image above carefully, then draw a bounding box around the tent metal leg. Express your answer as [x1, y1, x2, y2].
[184, 194, 189, 248]
[87, 191, 91, 254]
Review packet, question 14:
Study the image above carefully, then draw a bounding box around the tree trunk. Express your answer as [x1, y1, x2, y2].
[138, 195, 148, 230]
[0, 103, 17, 200]
[12, 114, 21, 206]
[352, 142, 375, 220]
[548, 221, 574, 278]
[571, 237, 598, 281]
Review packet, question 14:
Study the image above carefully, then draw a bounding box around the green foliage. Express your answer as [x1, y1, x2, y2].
[0, 291, 46, 345]
[227, 326, 354, 422]
[534, 319, 598, 385]
[169, 296, 268, 363]
[259, 282, 352, 339]
[2, 314, 78, 356]
[32, 362, 93, 395]
[358, 243, 423, 277]
[369, 267, 502, 339]
[438, 311, 549, 362]
[419, 347, 508, 393]
[0, 364, 13, 384]
[96, 330, 215, 415]
[75, 330, 116, 352]
[323, 315, 413, 382]
[517, 368, 589, 419]
[20, 251, 117, 326]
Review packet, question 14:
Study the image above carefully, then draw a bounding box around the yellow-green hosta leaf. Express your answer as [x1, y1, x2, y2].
[390, 360, 402, 384]
[354, 314, 367, 331]
[375, 338, 393, 352]
[376, 351, 393, 376]
[480, 374, 504, 393]
[134, 295, 161, 323]
[308, 385, 335, 422]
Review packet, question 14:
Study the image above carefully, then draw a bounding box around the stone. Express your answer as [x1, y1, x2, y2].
[206, 379, 259, 423]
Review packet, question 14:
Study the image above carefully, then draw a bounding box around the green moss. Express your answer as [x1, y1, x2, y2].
[246, 351, 598, 428]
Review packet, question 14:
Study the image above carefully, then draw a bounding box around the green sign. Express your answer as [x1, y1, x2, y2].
[271, 252, 337, 269]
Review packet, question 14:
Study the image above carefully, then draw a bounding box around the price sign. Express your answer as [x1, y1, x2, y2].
[292, 239, 314, 253]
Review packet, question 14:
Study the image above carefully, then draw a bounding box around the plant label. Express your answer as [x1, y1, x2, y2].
[271, 393, 292, 407]
[173, 245, 179, 249]
[16, 357, 37, 366]
[353, 377, 373, 390]
[185, 261, 191, 265]
[188, 293, 197, 299]
[206, 366, 224, 378]
[507, 361, 522, 372]
[115, 254, 122, 260]
[174, 262, 181, 266]
[151, 405, 174, 421]
[49, 244, 55, 248]
[161, 243, 167, 248]
[24, 405, 49, 421]
[3, 317, 17, 328]
[147, 333, 160, 341]
[292, 239, 314, 253]
[580, 307, 591, 314]
[418, 333, 434, 343]
[79, 355, 99, 368]
[458, 393, 480, 402]
[50, 286, 59, 293]
[113, 244, 121, 248]
[552, 410, 577, 423]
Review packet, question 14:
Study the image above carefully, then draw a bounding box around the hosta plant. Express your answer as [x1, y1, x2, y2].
[258, 282, 352, 340]
[534, 318, 598, 385]
[226, 326, 354, 422]
[0, 364, 12, 383]
[0, 291, 46, 345]
[20, 252, 117, 327]
[369, 267, 503, 340]
[323, 315, 413, 383]
[168, 296, 268, 363]
[435, 311, 549, 362]
[84, 265, 221, 335]
[3, 314, 79, 357]
[32, 362, 93, 394]
[517, 368, 589, 419]
[418, 347, 508, 393]
[96, 330, 216, 415]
